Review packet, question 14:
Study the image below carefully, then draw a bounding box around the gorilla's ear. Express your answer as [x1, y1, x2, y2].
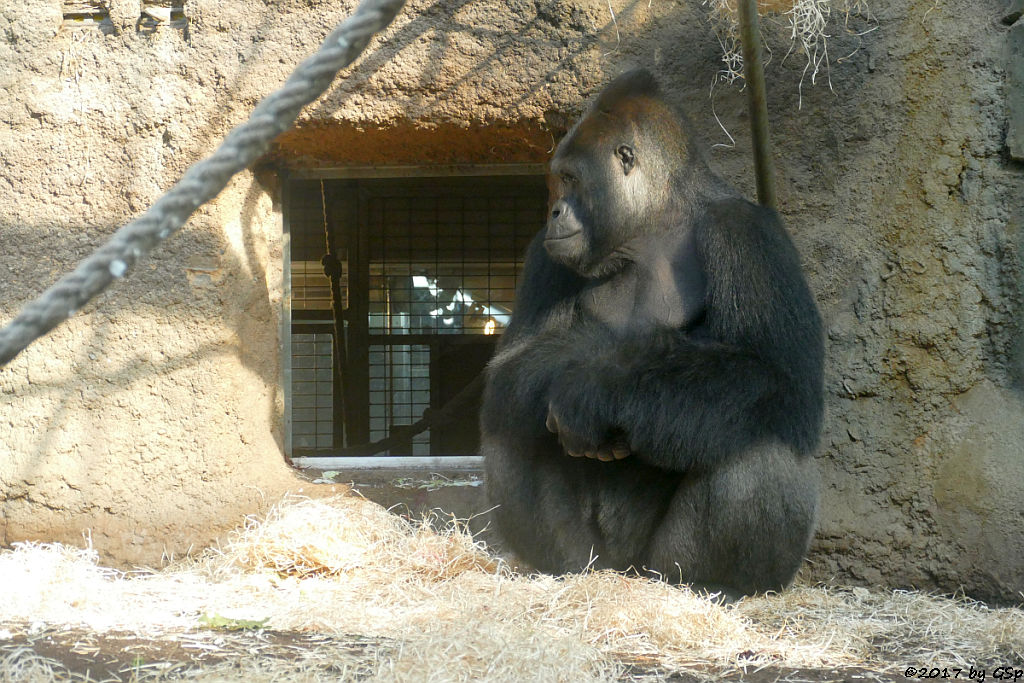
[616, 145, 636, 175]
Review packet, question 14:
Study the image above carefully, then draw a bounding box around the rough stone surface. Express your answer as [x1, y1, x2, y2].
[1, 0, 1022, 601]
[1008, 22, 1024, 161]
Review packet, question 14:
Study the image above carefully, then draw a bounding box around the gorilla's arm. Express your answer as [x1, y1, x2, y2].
[480, 234, 585, 437]
[498, 233, 583, 347]
[547, 200, 824, 471]
[580, 334, 814, 468]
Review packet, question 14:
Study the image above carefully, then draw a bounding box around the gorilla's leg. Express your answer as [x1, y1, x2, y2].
[644, 442, 819, 596]
[483, 435, 602, 572]
[483, 435, 679, 574]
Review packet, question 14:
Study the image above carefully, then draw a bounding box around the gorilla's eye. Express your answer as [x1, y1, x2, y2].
[560, 172, 577, 185]
[616, 145, 636, 175]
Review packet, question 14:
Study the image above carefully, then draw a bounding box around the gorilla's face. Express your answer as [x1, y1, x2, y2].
[544, 124, 645, 277]
[543, 74, 686, 278]
[544, 133, 630, 274]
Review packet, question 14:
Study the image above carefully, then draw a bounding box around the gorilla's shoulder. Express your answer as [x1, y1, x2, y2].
[694, 196, 807, 305]
[698, 197, 792, 252]
[702, 197, 782, 232]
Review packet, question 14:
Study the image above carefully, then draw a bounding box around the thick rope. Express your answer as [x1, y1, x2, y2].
[0, 0, 406, 367]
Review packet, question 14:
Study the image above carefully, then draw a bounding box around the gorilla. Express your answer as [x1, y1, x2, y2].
[480, 69, 824, 597]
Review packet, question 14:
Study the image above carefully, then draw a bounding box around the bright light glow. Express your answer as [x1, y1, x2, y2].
[410, 275, 511, 328]
[411, 275, 440, 295]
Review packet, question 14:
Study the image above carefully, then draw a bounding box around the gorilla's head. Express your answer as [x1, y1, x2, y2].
[544, 69, 706, 277]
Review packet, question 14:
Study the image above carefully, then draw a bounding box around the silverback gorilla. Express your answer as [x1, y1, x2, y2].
[480, 69, 824, 597]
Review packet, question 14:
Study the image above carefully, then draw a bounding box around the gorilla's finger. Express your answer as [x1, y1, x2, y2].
[545, 406, 559, 433]
[557, 428, 590, 457]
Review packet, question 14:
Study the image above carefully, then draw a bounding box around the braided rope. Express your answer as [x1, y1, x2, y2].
[0, 0, 406, 367]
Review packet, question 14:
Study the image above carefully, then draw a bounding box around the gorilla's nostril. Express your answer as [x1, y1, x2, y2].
[551, 208, 561, 218]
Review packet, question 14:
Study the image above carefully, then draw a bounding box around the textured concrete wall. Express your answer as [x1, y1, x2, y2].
[1, 0, 1022, 601]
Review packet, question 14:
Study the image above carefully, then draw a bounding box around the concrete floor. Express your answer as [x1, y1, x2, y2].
[299, 466, 503, 549]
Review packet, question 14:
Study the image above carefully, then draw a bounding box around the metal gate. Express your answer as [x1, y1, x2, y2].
[285, 173, 545, 458]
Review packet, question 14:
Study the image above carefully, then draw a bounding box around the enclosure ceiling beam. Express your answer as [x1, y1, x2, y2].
[287, 164, 548, 179]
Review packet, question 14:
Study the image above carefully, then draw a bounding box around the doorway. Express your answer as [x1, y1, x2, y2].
[284, 171, 546, 460]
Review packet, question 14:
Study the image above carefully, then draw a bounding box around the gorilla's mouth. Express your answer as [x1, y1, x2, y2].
[543, 231, 581, 242]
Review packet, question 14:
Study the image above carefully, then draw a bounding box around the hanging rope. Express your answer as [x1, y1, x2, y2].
[0, 0, 406, 367]
[319, 180, 350, 446]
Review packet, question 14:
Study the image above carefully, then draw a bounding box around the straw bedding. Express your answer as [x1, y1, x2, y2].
[0, 494, 1020, 681]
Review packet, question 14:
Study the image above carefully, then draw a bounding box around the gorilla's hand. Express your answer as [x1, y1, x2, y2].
[546, 404, 630, 461]
[545, 365, 631, 461]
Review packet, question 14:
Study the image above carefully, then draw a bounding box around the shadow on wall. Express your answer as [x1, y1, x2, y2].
[270, 0, 661, 166]
[303, 0, 647, 122]
[0, 169, 282, 514]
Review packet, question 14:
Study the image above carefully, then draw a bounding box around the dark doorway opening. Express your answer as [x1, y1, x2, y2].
[284, 172, 546, 459]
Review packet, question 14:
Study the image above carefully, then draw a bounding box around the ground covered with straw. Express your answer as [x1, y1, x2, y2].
[1, 495, 1021, 681]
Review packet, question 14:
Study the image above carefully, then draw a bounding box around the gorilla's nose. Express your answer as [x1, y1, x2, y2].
[550, 199, 566, 219]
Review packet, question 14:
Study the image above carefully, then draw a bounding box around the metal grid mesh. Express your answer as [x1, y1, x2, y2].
[290, 332, 334, 449]
[288, 181, 333, 262]
[287, 176, 545, 456]
[366, 194, 533, 336]
[368, 343, 431, 455]
[291, 261, 338, 311]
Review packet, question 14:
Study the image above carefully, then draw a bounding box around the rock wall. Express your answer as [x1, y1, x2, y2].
[1, 0, 1021, 601]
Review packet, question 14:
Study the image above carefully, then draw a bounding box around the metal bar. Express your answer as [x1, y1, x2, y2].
[281, 175, 295, 457]
[345, 186, 372, 446]
[738, 0, 778, 210]
[290, 455, 483, 469]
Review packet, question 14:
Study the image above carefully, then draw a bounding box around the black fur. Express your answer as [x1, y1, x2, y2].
[480, 69, 824, 596]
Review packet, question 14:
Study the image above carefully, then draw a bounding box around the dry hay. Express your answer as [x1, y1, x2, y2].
[0, 494, 1022, 682]
[705, 0, 875, 103]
